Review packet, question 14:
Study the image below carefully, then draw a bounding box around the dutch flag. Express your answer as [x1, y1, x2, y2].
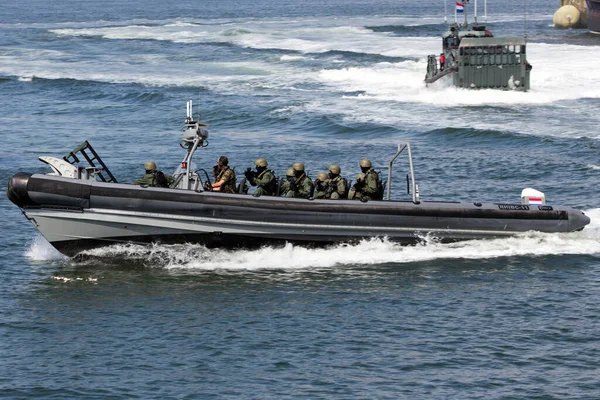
[456, 2, 465, 13]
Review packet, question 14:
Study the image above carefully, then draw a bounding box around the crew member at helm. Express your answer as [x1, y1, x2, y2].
[210, 156, 236, 193]
[244, 158, 277, 196]
[133, 161, 173, 188]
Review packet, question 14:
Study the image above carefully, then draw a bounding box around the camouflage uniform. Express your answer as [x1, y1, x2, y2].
[215, 167, 237, 194]
[279, 169, 295, 197]
[133, 171, 173, 187]
[327, 175, 348, 199]
[313, 172, 329, 199]
[249, 169, 277, 196]
[350, 169, 381, 200]
[286, 173, 313, 199]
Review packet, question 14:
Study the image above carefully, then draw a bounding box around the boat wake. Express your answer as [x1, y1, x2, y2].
[25, 209, 600, 270]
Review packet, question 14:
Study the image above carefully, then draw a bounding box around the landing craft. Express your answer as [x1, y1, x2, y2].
[425, 0, 532, 90]
[6, 101, 590, 257]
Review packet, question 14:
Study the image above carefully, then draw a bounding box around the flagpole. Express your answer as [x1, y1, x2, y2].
[474, 0, 478, 24]
[484, 0, 487, 23]
[455, 1, 458, 23]
[445, 0, 447, 24]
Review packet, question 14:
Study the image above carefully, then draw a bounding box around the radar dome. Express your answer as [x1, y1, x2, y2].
[553, 5, 580, 29]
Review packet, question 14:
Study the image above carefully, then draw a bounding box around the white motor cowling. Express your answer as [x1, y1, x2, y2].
[521, 188, 546, 205]
[39, 156, 78, 178]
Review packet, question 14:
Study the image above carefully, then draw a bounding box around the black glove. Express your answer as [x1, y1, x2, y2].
[289, 179, 297, 192]
[327, 182, 337, 192]
[203, 182, 212, 191]
[354, 179, 364, 190]
[244, 168, 254, 179]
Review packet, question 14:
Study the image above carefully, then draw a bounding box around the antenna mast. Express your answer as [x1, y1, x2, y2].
[484, 0, 487, 22]
[445, 0, 447, 24]
[524, 0, 527, 41]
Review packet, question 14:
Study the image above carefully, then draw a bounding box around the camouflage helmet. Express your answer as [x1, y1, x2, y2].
[316, 172, 328, 182]
[328, 164, 341, 175]
[356, 173, 365, 181]
[292, 162, 305, 172]
[255, 158, 268, 167]
[286, 168, 295, 177]
[359, 159, 372, 168]
[144, 161, 157, 171]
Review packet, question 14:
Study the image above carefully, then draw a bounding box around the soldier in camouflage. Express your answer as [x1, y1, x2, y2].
[279, 168, 295, 197]
[210, 156, 237, 193]
[313, 172, 329, 199]
[347, 173, 365, 200]
[286, 162, 313, 199]
[325, 164, 348, 199]
[245, 158, 277, 196]
[350, 159, 382, 200]
[133, 161, 173, 188]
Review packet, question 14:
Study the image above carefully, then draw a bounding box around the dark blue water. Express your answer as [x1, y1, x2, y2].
[1, 0, 600, 398]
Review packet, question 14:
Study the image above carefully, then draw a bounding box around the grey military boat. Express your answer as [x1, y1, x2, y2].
[425, 0, 532, 91]
[7, 101, 590, 257]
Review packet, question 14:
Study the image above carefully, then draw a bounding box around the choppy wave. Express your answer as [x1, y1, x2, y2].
[6, 19, 600, 102]
[49, 23, 432, 57]
[3, 16, 600, 140]
[26, 209, 600, 269]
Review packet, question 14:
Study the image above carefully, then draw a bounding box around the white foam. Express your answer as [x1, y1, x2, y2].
[47, 18, 436, 57]
[73, 208, 600, 270]
[25, 236, 66, 261]
[587, 164, 600, 170]
[316, 42, 600, 106]
[52, 276, 98, 283]
[280, 55, 306, 62]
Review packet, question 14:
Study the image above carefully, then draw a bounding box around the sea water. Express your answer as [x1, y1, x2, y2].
[1, 0, 599, 398]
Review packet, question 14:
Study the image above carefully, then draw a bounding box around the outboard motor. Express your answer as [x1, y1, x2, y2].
[521, 188, 546, 205]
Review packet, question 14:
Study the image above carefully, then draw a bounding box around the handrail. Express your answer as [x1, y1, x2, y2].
[387, 143, 418, 202]
[386, 144, 406, 200]
[407, 143, 418, 203]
